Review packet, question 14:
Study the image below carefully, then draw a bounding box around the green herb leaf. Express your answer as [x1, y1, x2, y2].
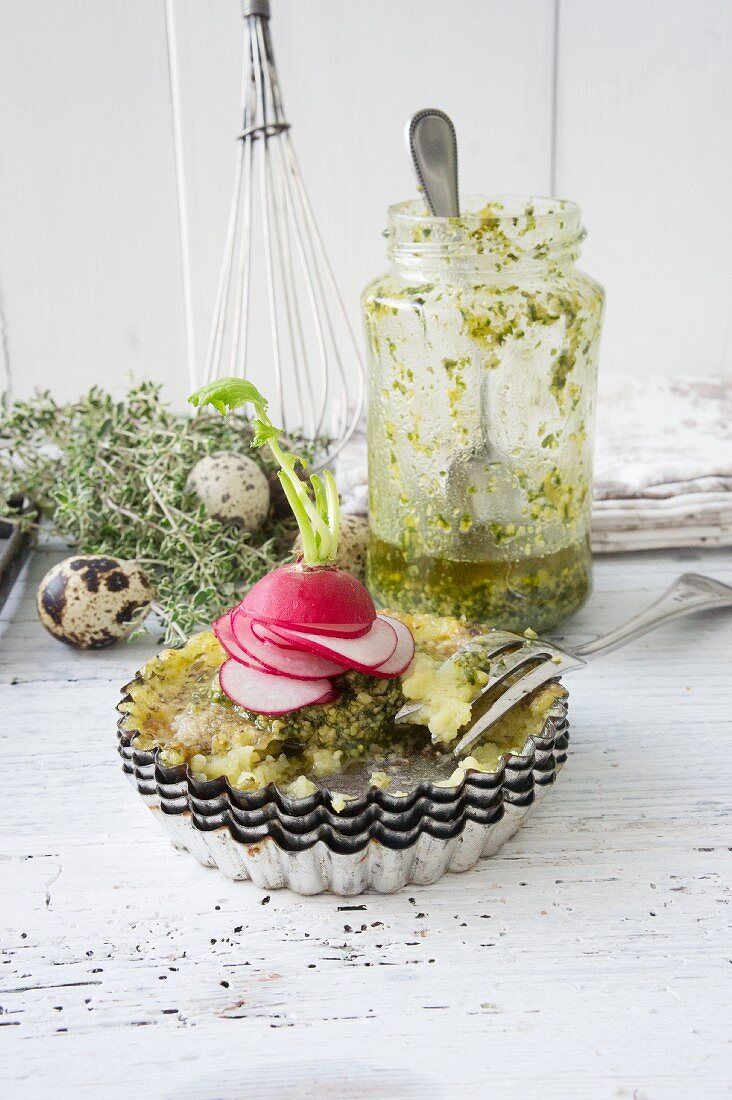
[189, 377, 267, 419]
[0, 380, 323, 646]
[189, 377, 283, 452]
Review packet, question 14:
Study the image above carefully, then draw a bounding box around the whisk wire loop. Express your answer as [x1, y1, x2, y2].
[200, 2, 364, 465]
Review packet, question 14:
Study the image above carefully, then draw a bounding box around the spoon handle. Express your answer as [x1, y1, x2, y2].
[573, 572, 732, 659]
[406, 109, 460, 218]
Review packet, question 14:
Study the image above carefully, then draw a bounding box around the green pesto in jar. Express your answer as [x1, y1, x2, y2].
[368, 535, 590, 633]
[362, 196, 604, 629]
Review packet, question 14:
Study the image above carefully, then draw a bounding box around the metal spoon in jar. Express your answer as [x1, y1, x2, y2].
[406, 110, 517, 531]
[406, 109, 460, 217]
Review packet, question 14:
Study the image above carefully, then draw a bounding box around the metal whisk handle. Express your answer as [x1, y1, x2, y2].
[242, 0, 270, 18]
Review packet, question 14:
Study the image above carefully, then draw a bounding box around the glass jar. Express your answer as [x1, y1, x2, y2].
[362, 195, 604, 632]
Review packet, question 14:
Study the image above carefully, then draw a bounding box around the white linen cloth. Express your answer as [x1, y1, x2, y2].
[337, 374, 732, 553]
[592, 374, 732, 551]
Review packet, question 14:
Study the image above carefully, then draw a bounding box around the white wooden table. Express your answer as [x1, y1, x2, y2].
[2, 546, 731, 1099]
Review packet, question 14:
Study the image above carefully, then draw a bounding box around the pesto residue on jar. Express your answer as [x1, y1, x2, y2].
[362, 195, 604, 629]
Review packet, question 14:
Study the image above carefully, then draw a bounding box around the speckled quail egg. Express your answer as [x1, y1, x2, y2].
[37, 555, 154, 649]
[294, 513, 370, 581]
[186, 452, 270, 531]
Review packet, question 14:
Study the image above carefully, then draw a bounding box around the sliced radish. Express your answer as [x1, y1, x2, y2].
[212, 612, 271, 674]
[371, 616, 416, 677]
[219, 659, 333, 715]
[267, 615, 398, 673]
[241, 564, 376, 637]
[239, 609, 369, 638]
[249, 618, 293, 648]
[249, 618, 347, 670]
[315, 685, 342, 706]
[231, 608, 344, 681]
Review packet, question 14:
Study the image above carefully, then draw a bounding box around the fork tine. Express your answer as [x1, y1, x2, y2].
[473, 643, 556, 698]
[451, 659, 560, 758]
[393, 634, 524, 723]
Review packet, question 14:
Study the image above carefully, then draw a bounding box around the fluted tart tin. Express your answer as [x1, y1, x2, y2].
[117, 680, 569, 896]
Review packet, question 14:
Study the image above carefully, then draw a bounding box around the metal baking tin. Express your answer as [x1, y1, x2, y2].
[0, 497, 35, 614]
[117, 679, 569, 895]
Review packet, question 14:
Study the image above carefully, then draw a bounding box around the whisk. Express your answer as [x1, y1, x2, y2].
[201, 0, 365, 464]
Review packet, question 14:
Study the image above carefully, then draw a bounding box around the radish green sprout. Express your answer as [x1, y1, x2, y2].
[189, 378, 340, 566]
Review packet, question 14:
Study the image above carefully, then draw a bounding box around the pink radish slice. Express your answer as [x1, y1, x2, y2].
[219, 659, 333, 715]
[212, 612, 271, 674]
[231, 609, 344, 681]
[239, 609, 369, 638]
[371, 616, 416, 678]
[241, 564, 376, 637]
[316, 685, 342, 706]
[249, 619, 344, 676]
[267, 615, 398, 673]
[249, 618, 296, 648]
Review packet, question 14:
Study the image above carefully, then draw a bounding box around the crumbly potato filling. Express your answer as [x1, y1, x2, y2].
[119, 613, 564, 800]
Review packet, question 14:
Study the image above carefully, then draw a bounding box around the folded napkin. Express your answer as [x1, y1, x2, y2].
[592, 374, 732, 551]
[337, 374, 732, 553]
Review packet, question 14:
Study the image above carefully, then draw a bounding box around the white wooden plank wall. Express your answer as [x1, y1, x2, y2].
[168, 0, 555, 400]
[0, 0, 730, 408]
[556, 0, 732, 378]
[0, 0, 187, 404]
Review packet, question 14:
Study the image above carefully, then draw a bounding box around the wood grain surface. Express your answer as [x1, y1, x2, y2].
[2, 546, 731, 1097]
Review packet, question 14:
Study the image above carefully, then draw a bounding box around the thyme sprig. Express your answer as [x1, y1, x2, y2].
[0, 380, 317, 644]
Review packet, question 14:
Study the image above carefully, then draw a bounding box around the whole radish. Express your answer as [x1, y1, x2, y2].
[188, 379, 414, 714]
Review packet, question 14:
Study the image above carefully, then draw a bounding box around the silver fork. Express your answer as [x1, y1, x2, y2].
[394, 573, 732, 757]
